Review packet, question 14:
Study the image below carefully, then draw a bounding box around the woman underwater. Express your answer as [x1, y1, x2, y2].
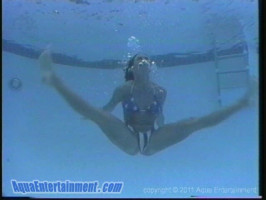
[39, 49, 255, 156]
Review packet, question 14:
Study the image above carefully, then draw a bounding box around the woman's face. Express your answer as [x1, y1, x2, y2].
[131, 55, 151, 77]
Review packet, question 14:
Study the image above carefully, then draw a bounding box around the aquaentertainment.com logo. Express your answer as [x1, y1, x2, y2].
[11, 180, 123, 194]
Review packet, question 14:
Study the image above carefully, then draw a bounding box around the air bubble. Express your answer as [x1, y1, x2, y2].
[127, 36, 141, 54]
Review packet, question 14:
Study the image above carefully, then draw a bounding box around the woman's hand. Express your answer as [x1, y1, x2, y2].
[38, 48, 55, 85]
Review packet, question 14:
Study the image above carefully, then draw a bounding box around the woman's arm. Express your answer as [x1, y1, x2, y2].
[155, 86, 167, 127]
[102, 85, 125, 112]
[156, 113, 165, 127]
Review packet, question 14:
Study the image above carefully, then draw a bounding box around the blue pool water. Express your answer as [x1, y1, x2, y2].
[2, 0, 259, 198]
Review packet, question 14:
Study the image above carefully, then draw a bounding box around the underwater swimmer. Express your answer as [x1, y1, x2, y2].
[39, 49, 256, 156]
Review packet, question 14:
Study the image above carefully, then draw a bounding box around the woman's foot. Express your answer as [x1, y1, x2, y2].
[39, 49, 54, 85]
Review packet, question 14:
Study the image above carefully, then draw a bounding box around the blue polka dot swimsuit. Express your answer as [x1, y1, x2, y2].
[122, 85, 162, 115]
[122, 83, 162, 153]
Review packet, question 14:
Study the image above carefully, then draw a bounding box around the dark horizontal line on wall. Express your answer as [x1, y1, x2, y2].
[3, 39, 248, 69]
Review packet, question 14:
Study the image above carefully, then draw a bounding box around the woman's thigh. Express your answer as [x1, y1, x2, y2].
[143, 118, 197, 155]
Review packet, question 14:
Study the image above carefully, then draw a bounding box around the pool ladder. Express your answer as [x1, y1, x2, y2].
[213, 42, 250, 106]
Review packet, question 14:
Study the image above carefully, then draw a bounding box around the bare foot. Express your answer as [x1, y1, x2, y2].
[38, 49, 54, 85]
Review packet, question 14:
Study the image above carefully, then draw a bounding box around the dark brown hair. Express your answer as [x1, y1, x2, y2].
[124, 54, 139, 81]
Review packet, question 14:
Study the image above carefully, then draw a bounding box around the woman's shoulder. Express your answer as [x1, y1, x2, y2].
[116, 81, 133, 96]
[121, 80, 134, 90]
[151, 82, 167, 95]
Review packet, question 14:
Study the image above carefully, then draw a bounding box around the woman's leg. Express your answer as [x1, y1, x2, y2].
[39, 50, 139, 155]
[143, 96, 249, 156]
[51, 74, 139, 155]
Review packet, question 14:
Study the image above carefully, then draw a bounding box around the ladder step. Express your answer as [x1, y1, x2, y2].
[217, 68, 249, 75]
[220, 85, 248, 90]
[216, 53, 248, 60]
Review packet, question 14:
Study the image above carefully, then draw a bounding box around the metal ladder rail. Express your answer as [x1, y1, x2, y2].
[213, 40, 222, 106]
[214, 42, 249, 106]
